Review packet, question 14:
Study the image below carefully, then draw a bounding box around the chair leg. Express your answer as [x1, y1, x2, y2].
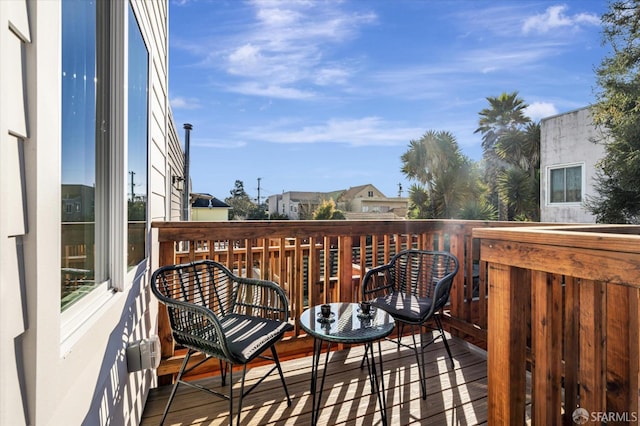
[418, 327, 427, 400]
[228, 366, 234, 426]
[220, 359, 227, 386]
[160, 350, 192, 425]
[411, 326, 427, 400]
[434, 315, 454, 368]
[235, 365, 248, 426]
[271, 346, 292, 406]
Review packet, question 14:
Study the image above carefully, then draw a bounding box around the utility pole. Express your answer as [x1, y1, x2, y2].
[130, 171, 136, 201]
[257, 177, 262, 205]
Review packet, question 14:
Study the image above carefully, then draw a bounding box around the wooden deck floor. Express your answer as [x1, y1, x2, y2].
[141, 335, 507, 425]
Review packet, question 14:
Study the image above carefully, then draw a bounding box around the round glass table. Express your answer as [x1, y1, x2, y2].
[299, 302, 394, 426]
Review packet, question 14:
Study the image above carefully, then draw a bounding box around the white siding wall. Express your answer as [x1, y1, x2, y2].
[0, 0, 31, 424]
[540, 107, 607, 223]
[0, 1, 172, 424]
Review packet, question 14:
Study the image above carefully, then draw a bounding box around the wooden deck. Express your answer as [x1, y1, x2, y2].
[141, 334, 522, 425]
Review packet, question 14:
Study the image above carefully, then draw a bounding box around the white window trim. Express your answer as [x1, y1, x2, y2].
[546, 162, 585, 206]
[60, 0, 152, 350]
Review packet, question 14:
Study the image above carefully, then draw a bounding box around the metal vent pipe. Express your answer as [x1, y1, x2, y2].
[182, 123, 192, 221]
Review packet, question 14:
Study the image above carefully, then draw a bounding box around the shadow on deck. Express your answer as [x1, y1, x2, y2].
[141, 335, 519, 425]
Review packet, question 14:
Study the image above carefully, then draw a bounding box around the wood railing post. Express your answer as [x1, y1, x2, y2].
[487, 262, 528, 425]
[531, 270, 563, 425]
[578, 279, 606, 416]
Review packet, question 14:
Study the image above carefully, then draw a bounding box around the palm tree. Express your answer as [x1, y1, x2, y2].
[475, 92, 539, 220]
[476, 92, 530, 152]
[401, 130, 474, 218]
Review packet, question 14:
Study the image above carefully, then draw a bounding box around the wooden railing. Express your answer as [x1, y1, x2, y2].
[473, 225, 640, 425]
[152, 219, 535, 380]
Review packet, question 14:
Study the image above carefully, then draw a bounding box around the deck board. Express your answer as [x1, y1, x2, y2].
[141, 335, 515, 425]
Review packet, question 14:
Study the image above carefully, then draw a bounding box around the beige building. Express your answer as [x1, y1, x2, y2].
[337, 184, 408, 219]
[267, 184, 408, 220]
[190, 193, 231, 221]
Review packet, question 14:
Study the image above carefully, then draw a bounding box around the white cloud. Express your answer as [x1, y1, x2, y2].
[238, 117, 423, 147]
[228, 82, 315, 99]
[522, 5, 600, 34]
[216, 1, 376, 95]
[170, 96, 201, 110]
[525, 102, 558, 121]
[192, 138, 246, 149]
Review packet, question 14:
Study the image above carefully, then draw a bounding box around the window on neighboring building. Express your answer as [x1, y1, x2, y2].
[367, 191, 374, 197]
[549, 165, 582, 203]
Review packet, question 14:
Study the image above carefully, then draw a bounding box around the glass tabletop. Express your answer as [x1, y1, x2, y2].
[299, 302, 394, 344]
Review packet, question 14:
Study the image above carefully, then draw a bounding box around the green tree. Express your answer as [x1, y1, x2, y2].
[407, 184, 431, 219]
[313, 199, 345, 220]
[475, 92, 540, 221]
[587, 1, 640, 223]
[224, 180, 255, 220]
[268, 212, 290, 220]
[401, 130, 476, 218]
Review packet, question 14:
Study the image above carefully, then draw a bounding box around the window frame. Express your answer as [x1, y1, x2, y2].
[60, 0, 151, 350]
[546, 162, 584, 205]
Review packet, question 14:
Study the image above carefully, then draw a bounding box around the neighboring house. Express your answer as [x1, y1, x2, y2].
[337, 184, 408, 219]
[540, 106, 608, 223]
[1, 1, 178, 425]
[190, 193, 231, 221]
[268, 191, 332, 219]
[61, 184, 95, 222]
[267, 184, 408, 220]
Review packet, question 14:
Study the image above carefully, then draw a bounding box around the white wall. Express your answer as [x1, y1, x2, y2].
[0, 1, 171, 424]
[540, 107, 607, 223]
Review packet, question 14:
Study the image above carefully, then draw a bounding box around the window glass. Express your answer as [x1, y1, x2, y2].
[565, 166, 582, 202]
[550, 168, 565, 203]
[549, 165, 582, 204]
[127, 7, 148, 269]
[61, 0, 99, 311]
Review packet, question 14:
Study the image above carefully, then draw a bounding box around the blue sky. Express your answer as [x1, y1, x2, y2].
[168, 0, 607, 202]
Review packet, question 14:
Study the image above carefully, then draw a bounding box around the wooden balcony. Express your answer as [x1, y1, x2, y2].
[145, 220, 640, 425]
[141, 334, 507, 425]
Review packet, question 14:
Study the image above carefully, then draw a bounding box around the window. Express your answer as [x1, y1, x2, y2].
[127, 7, 149, 269]
[61, 1, 149, 313]
[61, 0, 101, 311]
[367, 191, 374, 197]
[549, 165, 582, 203]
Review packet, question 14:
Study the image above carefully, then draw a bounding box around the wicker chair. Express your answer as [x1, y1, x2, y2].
[151, 260, 293, 425]
[361, 249, 459, 400]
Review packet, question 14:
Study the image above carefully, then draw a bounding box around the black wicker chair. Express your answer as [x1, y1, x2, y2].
[361, 249, 459, 400]
[151, 259, 293, 425]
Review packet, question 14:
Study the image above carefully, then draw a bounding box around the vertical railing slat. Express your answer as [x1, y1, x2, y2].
[487, 263, 528, 425]
[531, 270, 563, 425]
[578, 279, 606, 416]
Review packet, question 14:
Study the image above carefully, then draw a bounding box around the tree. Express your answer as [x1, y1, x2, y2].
[587, 1, 640, 223]
[313, 199, 345, 220]
[407, 184, 431, 219]
[224, 180, 255, 220]
[401, 130, 476, 218]
[475, 92, 540, 221]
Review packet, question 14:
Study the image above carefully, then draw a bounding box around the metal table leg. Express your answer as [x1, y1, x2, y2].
[310, 338, 332, 426]
[366, 340, 388, 425]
